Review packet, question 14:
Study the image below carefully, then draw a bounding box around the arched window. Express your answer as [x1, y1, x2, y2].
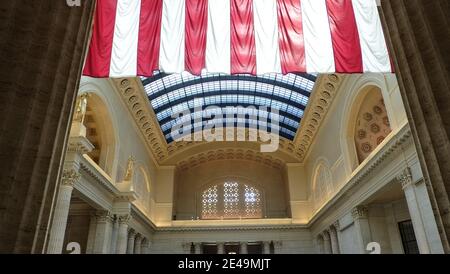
[201, 181, 263, 219]
[354, 88, 392, 163]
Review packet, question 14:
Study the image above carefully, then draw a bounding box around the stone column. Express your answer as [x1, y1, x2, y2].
[127, 229, 136, 254]
[380, 0, 450, 252]
[352, 206, 371, 254]
[134, 234, 142, 254]
[263, 241, 271, 255]
[142, 238, 150, 254]
[46, 169, 79, 254]
[398, 168, 445, 254]
[93, 211, 113, 254]
[240, 242, 248, 254]
[110, 216, 119, 254]
[322, 231, 332, 254]
[85, 214, 97, 254]
[0, 0, 96, 254]
[194, 243, 202, 254]
[182, 243, 192, 254]
[217, 242, 225, 254]
[317, 235, 325, 254]
[116, 215, 130, 254]
[328, 226, 340, 254]
[273, 241, 282, 254]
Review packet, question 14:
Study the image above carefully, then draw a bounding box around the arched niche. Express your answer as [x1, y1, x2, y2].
[342, 84, 392, 171]
[81, 92, 116, 176]
[311, 159, 333, 211]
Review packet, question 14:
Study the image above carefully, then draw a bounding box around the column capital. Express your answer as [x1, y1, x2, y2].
[332, 220, 340, 231]
[397, 167, 413, 189]
[61, 169, 81, 187]
[321, 231, 330, 240]
[117, 214, 131, 225]
[128, 228, 136, 237]
[95, 210, 114, 223]
[352, 206, 368, 220]
[135, 233, 142, 241]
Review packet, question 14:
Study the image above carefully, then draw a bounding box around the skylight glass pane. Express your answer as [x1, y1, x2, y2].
[141, 72, 317, 142]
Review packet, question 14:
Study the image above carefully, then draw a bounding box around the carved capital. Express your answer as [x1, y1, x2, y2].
[397, 167, 413, 189]
[61, 169, 81, 187]
[333, 220, 340, 231]
[352, 206, 368, 220]
[128, 228, 136, 237]
[321, 231, 330, 240]
[117, 214, 131, 225]
[95, 210, 114, 223]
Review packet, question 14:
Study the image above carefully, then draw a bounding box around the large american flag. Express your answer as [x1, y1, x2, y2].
[83, 0, 393, 77]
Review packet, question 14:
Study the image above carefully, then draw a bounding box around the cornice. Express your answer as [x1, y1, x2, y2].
[112, 78, 169, 163]
[293, 74, 343, 162]
[156, 223, 308, 232]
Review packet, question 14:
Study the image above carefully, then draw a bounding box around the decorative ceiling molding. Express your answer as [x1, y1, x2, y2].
[112, 78, 169, 162]
[176, 148, 286, 171]
[293, 74, 343, 162]
[111, 74, 342, 165]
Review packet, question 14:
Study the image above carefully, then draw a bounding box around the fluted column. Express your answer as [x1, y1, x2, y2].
[273, 241, 282, 254]
[328, 226, 340, 254]
[322, 232, 332, 254]
[194, 243, 202, 254]
[317, 235, 325, 254]
[134, 234, 142, 254]
[141, 238, 150, 254]
[0, 0, 96, 254]
[46, 169, 79, 253]
[110, 216, 119, 254]
[116, 215, 130, 254]
[92, 211, 113, 254]
[217, 242, 225, 254]
[398, 168, 444, 253]
[240, 242, 248, 254]
[352, 206, 371, 254]
[127, 229, 136, 254]
[380, 0, 450, 253]
[263, 241, 271, 254]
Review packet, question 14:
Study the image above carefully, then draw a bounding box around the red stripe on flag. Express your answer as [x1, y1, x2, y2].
[231, 0, 257, 75]
[277, 0, 306, 74]
[137, 0, 163, 76]
[185, 0, 208, 75]
[83, 0, 118, 77]
[326, 0, 363, 73]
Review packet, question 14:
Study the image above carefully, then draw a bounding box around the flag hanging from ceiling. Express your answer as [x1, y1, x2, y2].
[83, 0, 393, 78]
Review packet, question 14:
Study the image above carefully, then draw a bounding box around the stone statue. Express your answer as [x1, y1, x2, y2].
[124, 155, 135, 181]
[73, 93, 90, 124]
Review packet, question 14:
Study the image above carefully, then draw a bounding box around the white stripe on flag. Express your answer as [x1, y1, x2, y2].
[301, 0, 335, 73]
[109, 0, 141, 77]
[205, 0, 231, 74]
[352, 0, 391, 72]
[253, 0, 281, 74]
[159, 0, 186, 73]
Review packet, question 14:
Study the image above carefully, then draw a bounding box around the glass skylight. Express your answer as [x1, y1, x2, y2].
[141, 71, 317, 143]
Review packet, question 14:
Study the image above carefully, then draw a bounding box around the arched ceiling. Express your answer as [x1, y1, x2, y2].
[141, 71, 317, 142]
[113, 74, 343, 165]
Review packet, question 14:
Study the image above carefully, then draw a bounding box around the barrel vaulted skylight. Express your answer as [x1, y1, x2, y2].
[141, 71, 317, 143]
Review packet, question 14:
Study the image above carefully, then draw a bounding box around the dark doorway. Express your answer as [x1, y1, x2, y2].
[202, 244, 218, 254]
[247, 242, 263, 254]
[398, 220, 420, 254]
